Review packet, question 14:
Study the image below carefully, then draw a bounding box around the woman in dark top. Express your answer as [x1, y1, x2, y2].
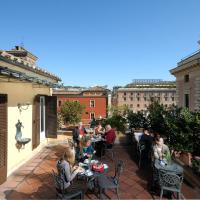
[140, 129, 153, 162]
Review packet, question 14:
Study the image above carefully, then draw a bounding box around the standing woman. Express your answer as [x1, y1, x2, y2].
[72, 122, 87, 160]
[57, 147, 86, 193]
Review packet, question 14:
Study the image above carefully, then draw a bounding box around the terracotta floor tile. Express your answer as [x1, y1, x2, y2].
[1, 179, 20, 189]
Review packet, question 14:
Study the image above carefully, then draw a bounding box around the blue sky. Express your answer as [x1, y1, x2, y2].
[0, 0, 200, 88]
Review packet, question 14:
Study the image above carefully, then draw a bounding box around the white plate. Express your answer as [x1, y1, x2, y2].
[90, 160, 98, 164]
[84, 159, 89, 164]
[103, 164, 108, 169]
[85, 170, 93, 176]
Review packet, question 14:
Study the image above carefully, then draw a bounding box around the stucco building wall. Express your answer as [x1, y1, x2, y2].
[0, 80, 50, 174]
[170, 51, 200, 111]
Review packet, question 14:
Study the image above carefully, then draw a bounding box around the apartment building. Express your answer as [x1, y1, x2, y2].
[113, 79, 176, 113]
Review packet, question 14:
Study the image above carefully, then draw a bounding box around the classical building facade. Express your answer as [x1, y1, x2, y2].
[113, 79, 176, 113]
[170, 50, 200, 110]
[53, 86, 111, 125]
[0, 46, 60, 184]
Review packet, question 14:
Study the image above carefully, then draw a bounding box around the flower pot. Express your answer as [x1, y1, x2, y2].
[179, 152, 192, 166]
[172, 150, 181, 159]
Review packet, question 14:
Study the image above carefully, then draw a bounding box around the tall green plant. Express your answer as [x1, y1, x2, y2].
[147, 101, 167, 135]
[190, 110, 200, 155]
[165, 107, 194, 152]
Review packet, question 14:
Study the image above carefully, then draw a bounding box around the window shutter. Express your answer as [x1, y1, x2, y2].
[45, 96, 57, 138]
[32, 95, 40, 149]
[0, 94, 7, 184]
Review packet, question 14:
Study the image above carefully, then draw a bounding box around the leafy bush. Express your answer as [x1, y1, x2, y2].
[102, 114, 126, 133]
[147, 101, 167, 135]
[127, 111, 149, 129]
[57, 112, 64, 130]
[165, 107, 193, 152]
[192, 158, 200, 173]
[60, 101, 85, 125]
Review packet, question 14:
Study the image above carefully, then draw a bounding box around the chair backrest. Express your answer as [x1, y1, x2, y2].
[52, 169, 65, 194]
[114, 160, 124, 184]
[68, 139, 75, 148]
[158, 169, 183, 189]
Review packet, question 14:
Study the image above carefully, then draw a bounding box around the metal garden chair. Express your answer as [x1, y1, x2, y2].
[51, 170, 83, 200]
[97, 160, 124, 200]
[158, 169, 183, 200]
[101, 142, 115, 160]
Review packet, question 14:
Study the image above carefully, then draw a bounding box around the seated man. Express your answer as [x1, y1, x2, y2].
[104, 124, 116, 149]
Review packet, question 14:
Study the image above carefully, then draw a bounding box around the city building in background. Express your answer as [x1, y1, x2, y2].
[112, 79, 176, 113]
[53, 86, 111, 125]
[170, 49, 200, 111]
[0, 46, 60, 184]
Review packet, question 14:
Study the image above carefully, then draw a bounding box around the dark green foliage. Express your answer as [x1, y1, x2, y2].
[126, 100, 200, 156]
[165, 108, 194, 152]
[192, 158, 200, 172]
[127, 111, 148, 129]
[147, 101, 166, 134]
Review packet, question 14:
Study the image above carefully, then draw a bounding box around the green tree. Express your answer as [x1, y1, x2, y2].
[147, 101, 167, 135]
[60, 101, 85, 125]
[127, 111, 149, 129]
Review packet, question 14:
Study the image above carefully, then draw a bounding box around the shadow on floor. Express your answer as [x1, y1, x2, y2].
[4, 173, 56, 200]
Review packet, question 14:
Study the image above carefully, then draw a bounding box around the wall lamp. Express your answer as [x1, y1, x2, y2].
[17, 103, 30, 113]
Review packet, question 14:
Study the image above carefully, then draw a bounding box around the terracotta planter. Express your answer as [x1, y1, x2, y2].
[172, 150, 181, 159]
[179, 152, 192, 166]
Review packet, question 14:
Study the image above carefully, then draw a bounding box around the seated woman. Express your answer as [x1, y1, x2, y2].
[94, 123, 105, 135]
[56, 147, 85, 193]
[153, 135, 170, 161]
[80, 136, 96, 160]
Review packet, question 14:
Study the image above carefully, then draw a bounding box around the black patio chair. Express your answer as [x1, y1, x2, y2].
[97, 160, 124, 200]
[158, 169, 183, 200]
[51, 170, 83, 200]
[101, 143, 115, 160]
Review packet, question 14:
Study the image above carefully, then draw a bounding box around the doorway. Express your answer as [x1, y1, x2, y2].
[0, 94, 7, 184]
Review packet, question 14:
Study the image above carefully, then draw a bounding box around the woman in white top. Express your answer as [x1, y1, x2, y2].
[153, 137, 170, 160]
